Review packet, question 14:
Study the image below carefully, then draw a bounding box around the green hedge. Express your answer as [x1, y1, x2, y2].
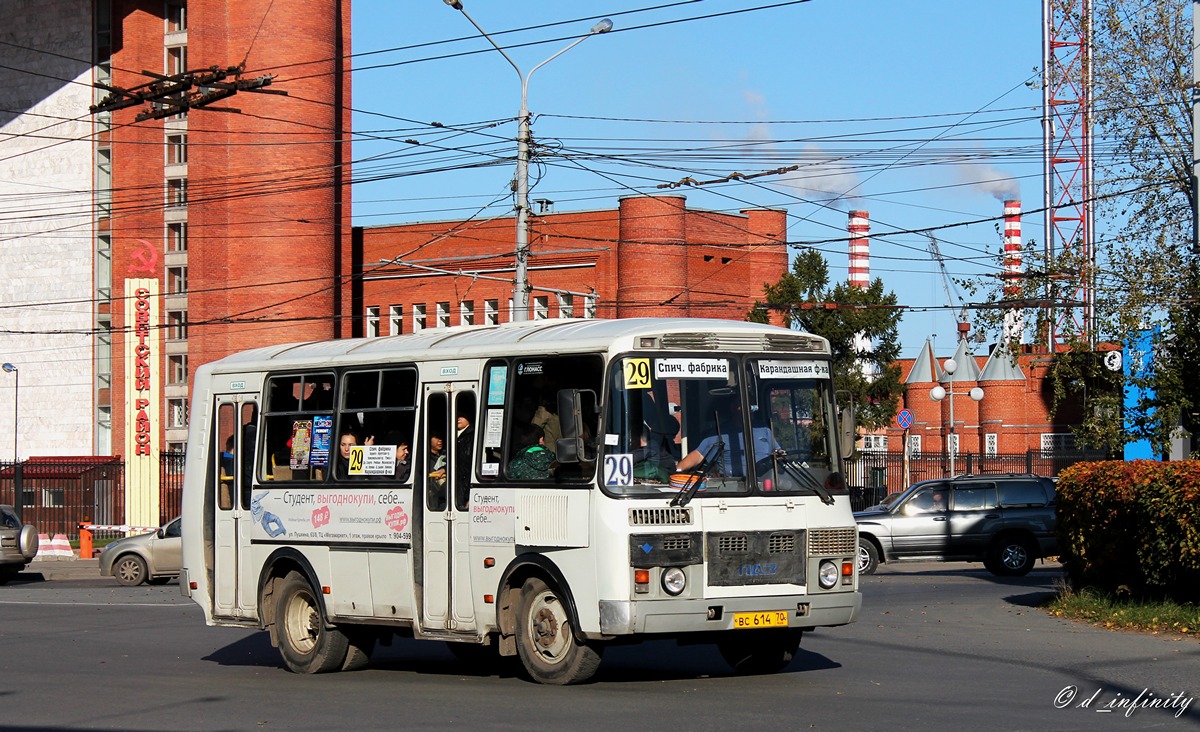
[1057, 460, 1200, 602]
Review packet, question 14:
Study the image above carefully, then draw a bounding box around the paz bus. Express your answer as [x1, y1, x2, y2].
[179, 317, 862, 684]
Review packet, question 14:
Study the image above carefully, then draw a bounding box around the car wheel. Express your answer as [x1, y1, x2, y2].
[717, 630, 802, 675]
[856, 539, 880, 575]
[113, 555, 148, 586]
[514, 577, 602, 685]
[987, 536, 1036, 577]
[275, 570, 349, 674]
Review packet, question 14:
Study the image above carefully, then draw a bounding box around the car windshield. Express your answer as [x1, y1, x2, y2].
[600, 355, 841, 499]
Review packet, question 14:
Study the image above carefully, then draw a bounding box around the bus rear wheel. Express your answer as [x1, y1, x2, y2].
[717, 630, 802, 675]
[275, 571, 349, 674]
[515, 577, 602, 685]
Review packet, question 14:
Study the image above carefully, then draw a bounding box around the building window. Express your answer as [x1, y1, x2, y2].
[584, 294, 597, 319]
[985, 433, 998, 457]
[167, 45, 187, 76]
[534, 296, 549, 320]
[166, 0, 187, 32]
[413, 304, 426, 332]
[167, 222, 187, 252]
[167, 177, 187, 208]
[1040, 433, 1075, 453]
[96, 148, 112, 217]
[365, 306, 380, 338]
[484, 299, 498, 325]
[97, 324, 112, 389]
[861, 434, 888, 452]
[167, 310, 188, 340]
[436, 301, 450, 328]
[166, 133, 187, 164]
[460, 300, 474, 326]
[389, 305, 402, 335]
[168, 398, 188, 429]
[96, 234, 111, 302]
[167, 265, 188, 294]
[169, 355, 188, 385]
[557, 293, 574, 318]
[907, 434, 921, 458]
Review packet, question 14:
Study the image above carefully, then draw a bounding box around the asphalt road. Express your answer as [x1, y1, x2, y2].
[1, 558, 1196, 731]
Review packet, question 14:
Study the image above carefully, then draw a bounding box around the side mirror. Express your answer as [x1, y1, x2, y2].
[838, 404, 857, 460]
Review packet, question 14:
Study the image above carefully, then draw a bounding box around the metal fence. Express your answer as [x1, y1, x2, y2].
[0, 451, 186, 541]
[844, 449, 1108, 511]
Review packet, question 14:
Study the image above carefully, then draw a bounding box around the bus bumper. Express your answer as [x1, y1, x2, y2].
[597, 590, 861, 636]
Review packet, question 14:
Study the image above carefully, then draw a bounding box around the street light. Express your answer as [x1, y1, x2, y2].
[2, 363, 16, 462]
[929, 358, 983, 478]
[443, 0, 612, 321]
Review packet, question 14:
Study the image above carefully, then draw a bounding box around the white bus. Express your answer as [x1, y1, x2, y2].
[180, 318, 861, 684]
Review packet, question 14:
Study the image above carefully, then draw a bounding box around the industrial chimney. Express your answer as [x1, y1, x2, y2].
[848, 210, 870, 289]
[1002, 199, 1024, 344]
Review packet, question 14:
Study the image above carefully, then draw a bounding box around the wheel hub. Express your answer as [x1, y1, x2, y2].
[533, 607, 559, 649]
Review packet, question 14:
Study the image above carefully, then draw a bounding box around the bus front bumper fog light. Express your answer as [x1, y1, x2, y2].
[661, 566, 686, 596]
[817, 560, 839, 589]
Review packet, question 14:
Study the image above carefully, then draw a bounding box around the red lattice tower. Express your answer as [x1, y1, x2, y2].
[1042, 0, 1095, 350]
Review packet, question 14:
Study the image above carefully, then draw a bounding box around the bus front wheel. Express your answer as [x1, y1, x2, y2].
[515, 577, 602, 685]
[275, 571, 349, 674]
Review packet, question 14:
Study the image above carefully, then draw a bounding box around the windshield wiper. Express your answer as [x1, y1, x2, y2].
[777, 458, 835, 506]
[672, 409, 726, 508]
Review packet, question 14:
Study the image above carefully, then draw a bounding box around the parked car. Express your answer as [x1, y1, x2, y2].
[99, 517, 181, 586]
[0, 504, 38, 584]
[855, 474, 1057, 577]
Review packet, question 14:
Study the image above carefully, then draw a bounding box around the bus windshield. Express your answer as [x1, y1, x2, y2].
[601, 355, 841, 498]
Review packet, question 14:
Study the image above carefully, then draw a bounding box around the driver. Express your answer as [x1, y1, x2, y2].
[676, 398, 778, 477]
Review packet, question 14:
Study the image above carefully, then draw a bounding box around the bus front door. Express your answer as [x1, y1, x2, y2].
[213, 396, 259, 618]
[419, 385, 478, 633]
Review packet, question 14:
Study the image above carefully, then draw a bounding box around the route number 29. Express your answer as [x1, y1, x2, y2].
[603, 454, 634, 486]
[623, 358, 651, 389]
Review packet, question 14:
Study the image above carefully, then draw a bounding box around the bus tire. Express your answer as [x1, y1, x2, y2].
[717, 630, 802, 675]
[515, 577, 602, 685]
[341, 629, 375, 672]
[275, 571, 349, 674]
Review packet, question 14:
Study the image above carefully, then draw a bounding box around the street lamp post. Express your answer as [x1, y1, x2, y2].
[443, 0, 612, 321]
[2, 363, 16, 462]
[929, 358, 983, 478]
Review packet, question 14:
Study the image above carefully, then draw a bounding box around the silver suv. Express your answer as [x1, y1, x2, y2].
[854, 474, 1057, 577]
[0, 504, 39, 583]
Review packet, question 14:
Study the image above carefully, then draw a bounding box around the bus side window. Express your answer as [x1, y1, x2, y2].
[216, 403, 236, 510]
[453, 392, 476, 512]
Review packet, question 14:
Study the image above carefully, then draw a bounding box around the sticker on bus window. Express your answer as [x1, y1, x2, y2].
[487, 366, 508, 405]
[484, 409, 504, 448]
[622, 358, 652, 389]
[757, 360, 831, 379]
[654, 358, 729, 379]
[603, 453, 634, 486]
[481, 463, 499, 477]
[349, 445, 396, 476]
[604, 433, 620, 446]
[310, 415, 332, 467]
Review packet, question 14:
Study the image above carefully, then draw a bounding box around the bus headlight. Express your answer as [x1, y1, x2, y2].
[817, 560, 839, 589]
[661, 567, 686, 596]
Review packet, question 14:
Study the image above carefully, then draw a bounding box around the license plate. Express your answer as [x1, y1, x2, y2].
[731, 610, 789, 629]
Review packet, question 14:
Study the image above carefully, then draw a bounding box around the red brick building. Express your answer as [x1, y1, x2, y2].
[354, 195, 788, 332]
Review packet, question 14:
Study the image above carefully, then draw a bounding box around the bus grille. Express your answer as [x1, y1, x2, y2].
[707, 530, 805, 586]
[628, 507, 693, 526]
[809, 527, 856, 555]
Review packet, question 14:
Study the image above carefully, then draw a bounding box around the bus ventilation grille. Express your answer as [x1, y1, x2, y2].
[809, 527, 857, 555]
[628, 507, 693, 526]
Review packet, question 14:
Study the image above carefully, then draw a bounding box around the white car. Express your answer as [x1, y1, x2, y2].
[98, 517, 182, 586]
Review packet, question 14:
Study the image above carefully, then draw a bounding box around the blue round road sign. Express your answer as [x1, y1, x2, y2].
[897, 409, 913, 429]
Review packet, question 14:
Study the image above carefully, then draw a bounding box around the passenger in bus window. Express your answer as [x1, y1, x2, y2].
[531, 403, 561, 456]
[383, 431, 412, 483]
[508, 423, 555, 480]
[219, 436, 235, 480]
[336, 431, 373, 479]
[453, 408, 474, 510]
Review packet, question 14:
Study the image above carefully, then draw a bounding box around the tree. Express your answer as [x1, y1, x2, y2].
[968, 0, 1198, 456]
[748, 248, 904, 432]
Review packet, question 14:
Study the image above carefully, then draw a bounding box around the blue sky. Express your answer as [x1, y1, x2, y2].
[348, 0, 1047, 358]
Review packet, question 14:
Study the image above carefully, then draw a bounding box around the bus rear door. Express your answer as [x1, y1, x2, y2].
[419, 383, 478, 633]
[212, 395, 259, 618]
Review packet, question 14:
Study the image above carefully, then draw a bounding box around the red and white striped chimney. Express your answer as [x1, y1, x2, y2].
[848, 210, 869, 289]
[1002, 199, 1024, 343]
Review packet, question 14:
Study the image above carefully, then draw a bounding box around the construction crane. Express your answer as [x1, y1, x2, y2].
[924, 232, 971, 343]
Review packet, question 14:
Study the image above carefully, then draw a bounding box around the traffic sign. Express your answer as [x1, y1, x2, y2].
[897, 409, 913, 430]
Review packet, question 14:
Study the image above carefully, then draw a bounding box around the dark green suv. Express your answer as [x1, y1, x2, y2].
[854, 474, 1057, 577]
